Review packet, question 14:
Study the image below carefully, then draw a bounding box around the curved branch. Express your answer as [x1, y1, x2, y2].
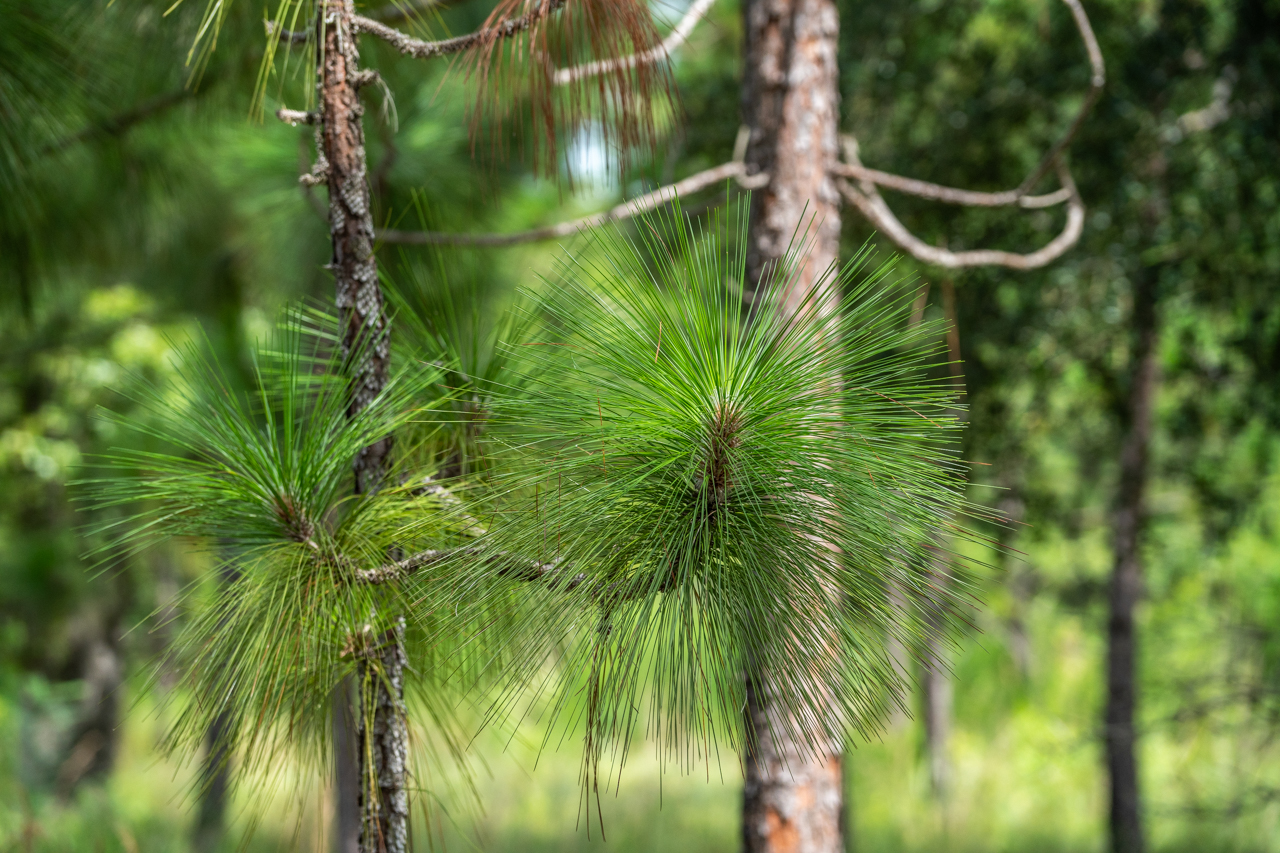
[378, 160, 763, 246]
[830, 162, 1072, 208]
[553, 0, 716, 85]
[838, 0, 1103, 210]
[836, 159, 1085, 270]
[353, 0, 566, 60]
[1016, 0, 1106, 195]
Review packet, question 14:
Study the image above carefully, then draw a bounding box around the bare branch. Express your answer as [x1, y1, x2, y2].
[1015, 0, 1106, 195]
[276, 108, 318, 126]
[552, 0, 716, 85]
[835, 0, 1103, 212]
[828, 0, 1101, 269]
[378, 160, 763, 246]
[1174, 68, 1235, 138]
[836, 159, 1085, 270]
[265, 21, 310, 45]
[830, 162, 1072, 209]
[353, 0, 567, 60]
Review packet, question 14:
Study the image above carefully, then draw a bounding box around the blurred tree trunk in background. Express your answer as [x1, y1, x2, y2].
[334, 676, 361, 853]
[55, 553, 130, 799]
[194, 706, 233, 853]
[921, 280, 963, 802]
[1105, 263, 1159, 853]
[740, 0, 843, 850]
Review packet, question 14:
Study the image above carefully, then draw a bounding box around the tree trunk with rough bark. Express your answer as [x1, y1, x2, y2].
[740, 1, 843, 851]
[1105, 267, 1158, 853]
[315, 4, 402, 852]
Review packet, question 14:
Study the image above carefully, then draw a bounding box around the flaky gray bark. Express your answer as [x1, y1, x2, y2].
[357, 621, 410, 853]
[740, 2, 843, 851]
[1105, 266, 1158, 853]
[315, 4, 402, 852]
[320, 1, 392, 493]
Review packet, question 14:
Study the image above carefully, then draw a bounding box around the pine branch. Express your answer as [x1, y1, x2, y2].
[552, 0, 715, 85]
[356, 546, 578, 586]
[353, 0, 567, 60]
[378, 160, 764, 245]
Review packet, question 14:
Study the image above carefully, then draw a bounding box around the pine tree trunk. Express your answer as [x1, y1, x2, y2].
[1105, 268, 1158, 853]
[357, 621, 410, 853]
[921, 586, 952, 800]
[316, 4, 403, 852]
[921, 280, 963, 802]
[334, 676, 362, 853]
[194, 708, 233, 853]
[740, 2, 843, 851]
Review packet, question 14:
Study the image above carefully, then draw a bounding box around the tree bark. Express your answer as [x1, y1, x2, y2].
[740, 2, 843, 851]
[1104, 267, 1158, 853]
[316, 4, 402, 852]
[357, 622, 410, 853]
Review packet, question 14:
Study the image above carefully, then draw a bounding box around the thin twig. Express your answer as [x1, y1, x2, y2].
[353, 0, 567, 60]
[265, 21, 310, 44]
[1015, 0, 1106, 195]
[552, 0, 716, 85]
[276, 108, 318, 126]
[378, 160, 763, 245]
[1173, 68, 1235, 139]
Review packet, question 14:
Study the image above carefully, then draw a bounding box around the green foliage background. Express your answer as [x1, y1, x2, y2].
[1, 0, 1279, 850]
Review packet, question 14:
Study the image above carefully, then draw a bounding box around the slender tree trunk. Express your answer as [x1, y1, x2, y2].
[921, 597, 952, 800]
[357, 620, 410, 853]
[1105, 268, 1159, 853]
[194, 707, 233, 853]
[920, 280, 963, 802]
[334, 676, 362, 853]
[194, 561, 240, 852]
[740, 2, 843, 851]
[56, 553, 131, 798]
[316, 4, 403, 852]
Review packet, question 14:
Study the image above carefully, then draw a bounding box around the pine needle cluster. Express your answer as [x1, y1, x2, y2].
[90, 316, 470, 782]
[454, 205, 975, 788]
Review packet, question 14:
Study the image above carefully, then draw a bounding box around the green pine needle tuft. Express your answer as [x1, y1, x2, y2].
[86, 311, 471, 785]
[453, 202, 980, 788]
